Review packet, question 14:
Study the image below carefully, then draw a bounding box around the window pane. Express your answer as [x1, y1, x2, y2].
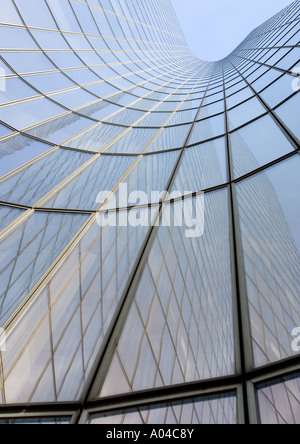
[25, 114, 96, 146]
[148, 125, 191, 152]
[236, 156, 300, 367]
[0, 204, 25, 232]
[257, 374, 300, 424]
[231, 115, 295, 178]
[42, 154, 135, 211]
[14, 0, 57, 29]
[275, 93, 300, 140]
[228, 97, 266, 130]
[260, 73, 297, 108]
[0, 124, 14, 139]
[172, 138, 227, 191]
[87, 393, 238, 425]
[99, 190, 234, 398]
[0, 26, 37, 50]
[189, 114, 225, 144]
[106, 128, 160, 154]
[0, 135, 54, 178]
[0, 211, 89, 325]
[0, 1, 22, 25]
[0, 208, 155, 403]
[0, 98, 65, 130]
[0, 148, 92, 207]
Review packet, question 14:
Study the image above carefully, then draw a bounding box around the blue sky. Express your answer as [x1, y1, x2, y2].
[171, 0, 294, 61]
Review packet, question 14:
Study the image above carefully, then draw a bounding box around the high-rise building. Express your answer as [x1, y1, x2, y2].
[0, 0, 299, 424]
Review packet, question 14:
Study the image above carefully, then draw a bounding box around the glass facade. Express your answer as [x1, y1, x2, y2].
[0, 0, 299, 424]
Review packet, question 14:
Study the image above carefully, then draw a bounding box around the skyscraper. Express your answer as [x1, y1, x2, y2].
[0, 0, 299, 424]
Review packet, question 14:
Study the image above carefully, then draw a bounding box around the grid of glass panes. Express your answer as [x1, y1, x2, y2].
[0, 0, 299, 424]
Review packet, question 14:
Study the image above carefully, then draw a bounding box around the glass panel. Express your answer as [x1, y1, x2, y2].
[236, 156, 300, 367]
[24, 72, 76, 95]
[0, 98, 65, 130]
[46, 0, 81, 33]
[79, 101, 123, 122]
[0, 148, 92, 207]
[64, 123, 126, 152]
[147, 125, 191, 152]
[0, 26, 38, 50]
[260, 73, 297, 108]
[0, 78, 38, 105]
[0, 211, 89, 326]
[0, 1, 22, 25]
[226, 87, 253, 109]
[189, 114, 225, 144]
[114, 151, 180, 205]
[31, 30, 69, 51]
[14, 0, 57, 29]
[87, 393, 238, 425]
[257, 373, 300, 424]
[99, 190, 234, 398]
[228, 97, 266, 130]
[0, 135, 54, 178]
[0, 208, 156, 403]
[0, 205, 25, 232]
[0, 124, 14, 139]
[49, 89, 96, 110]
[42, 154, 135, 211]
[275, 93, 300, 140]
[172, 138, 227, 192]
[231, 115, 295, 178]
[25, 114, 96, 146]
[0, 51, 56, 74]
[276, 47, 300, 70]
[106, 128, 160, 154]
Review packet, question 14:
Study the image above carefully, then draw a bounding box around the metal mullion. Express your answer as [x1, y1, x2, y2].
[222, 61, 253, 425]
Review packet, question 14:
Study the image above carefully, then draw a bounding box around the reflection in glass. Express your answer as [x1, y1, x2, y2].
[0, 208, 155, 403]
[0, 134, 54, 178]
[228, 97, 266, 130]
[0, 148, 92, 206]
[230, 115, 295, 178]
[236, 156, 300, 366]
[0, 211, 89, 326]
[257, 374, 300, 424]
[172, 138, 227, 192]
[0, 0, 298, 423]
[87, 393, 237, 424]
[0, 204, 25, 233]
[99, 191, 234, 398]
[275, 93, 300, 140]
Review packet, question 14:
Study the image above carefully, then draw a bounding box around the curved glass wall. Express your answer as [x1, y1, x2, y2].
[0, 0, 299, 424]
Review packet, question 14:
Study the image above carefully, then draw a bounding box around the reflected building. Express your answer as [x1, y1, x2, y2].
[0, 0, 299, 425]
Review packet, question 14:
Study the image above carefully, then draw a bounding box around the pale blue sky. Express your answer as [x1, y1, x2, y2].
[171, 0, 294, 61]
